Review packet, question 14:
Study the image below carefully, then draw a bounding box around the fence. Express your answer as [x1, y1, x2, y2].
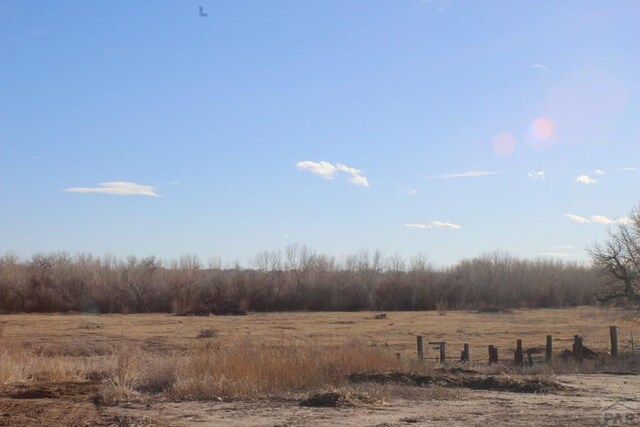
[414, 325, 639, 367]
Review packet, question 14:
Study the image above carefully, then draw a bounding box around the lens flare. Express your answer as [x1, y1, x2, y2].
[531, 117, 556, 140]
[492, 132, 517, 156]
[527, 117, 557, 150]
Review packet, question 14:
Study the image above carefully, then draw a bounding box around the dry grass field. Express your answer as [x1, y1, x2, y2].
[2, 306, 635, 358]
[1, 307, 639, 426]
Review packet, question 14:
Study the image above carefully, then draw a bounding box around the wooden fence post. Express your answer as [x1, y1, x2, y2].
[515, 339, 523, 367]
[440, 342, 446, 364]
[463, 343, 470, 363]
[574, 335, 583, 363]
[417, 336, 424, 361]
[545, 335, 553, 364]
[610, 326, 618, 357]
[488, 345, 494, 365]
[492, 347, 499, 364]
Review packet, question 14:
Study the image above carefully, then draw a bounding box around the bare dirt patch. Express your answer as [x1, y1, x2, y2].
[0, 381, 162, 427]
[34, 374, 630, 427]
[299, 390, 381, 407]
[349, 372, 566, 394]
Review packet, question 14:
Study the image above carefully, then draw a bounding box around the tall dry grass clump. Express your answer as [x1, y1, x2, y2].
[124, 340, 407, 400]
[100, 345, 144, 401]
[0, 345, 91, 384]
[0, 347, 28, 384]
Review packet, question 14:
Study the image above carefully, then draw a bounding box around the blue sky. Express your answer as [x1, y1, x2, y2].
[1, 0, 639, 266]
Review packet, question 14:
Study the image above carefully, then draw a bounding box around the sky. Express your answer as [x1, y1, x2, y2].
[1, 0, 639, 266]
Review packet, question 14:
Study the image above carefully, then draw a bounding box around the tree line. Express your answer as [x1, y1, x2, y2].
[0, 246, 601, 314]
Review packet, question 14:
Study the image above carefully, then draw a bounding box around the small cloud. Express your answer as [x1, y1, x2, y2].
[589, 215, 614, 225]
[530, 63, 547, 71]
[296, 160, 369, 187]
[565, 213, 631, 225]
[594, 169, 605, 175]
[64, 181, 159, 197]
[348, 174, 370, 188]
[405, 221, 461, 230]
[575, 174, 597, 185]
[405, 223, 432, 229]
[565, 214, 590, 224]
[282, 234, 289, 239]
[619, 167, 637, 171]
[409, 189, 418, 196]
[431, 170, 500, 179]
[540, 252, 575, 258]
[295, 161, 337, 179]
[335, 163, 360, 176]
[431, 221, 462, 230]
[589, 215, 633, 225]
[528, 170, 546, 180]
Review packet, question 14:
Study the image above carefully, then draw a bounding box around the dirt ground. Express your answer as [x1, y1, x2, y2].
[0, 374, 638, 426]
[1, 308, 638, 426]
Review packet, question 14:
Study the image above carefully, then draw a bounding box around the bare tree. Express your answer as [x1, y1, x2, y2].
[169, 255, 201, 313]
[589, 205, 640, 316]
[254, 250, 283, 307]
[285, 244, 315, 292]
[117, 256, 162, 312]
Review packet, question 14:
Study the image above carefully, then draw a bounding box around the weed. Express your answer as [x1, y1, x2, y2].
[195, 328, 216, 339]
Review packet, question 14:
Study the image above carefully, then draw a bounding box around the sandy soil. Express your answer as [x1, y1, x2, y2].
[1, 374, 637, 426]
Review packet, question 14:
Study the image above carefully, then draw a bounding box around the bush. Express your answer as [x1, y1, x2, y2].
[196, 328, 217, 339]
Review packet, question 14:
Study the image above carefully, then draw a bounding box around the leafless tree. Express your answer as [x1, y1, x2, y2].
[169, 255, 201, 313]
[589, 205, 640, 317]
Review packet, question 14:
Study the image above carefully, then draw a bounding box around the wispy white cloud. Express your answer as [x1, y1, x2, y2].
[431, 170, 500, 179]
[405, 221, 461, 230]
[64, 181, 159, 197]
[530, 63, 547, 71]
[540, 252, 575, 258]
[348, 174, 370, 188]
[405, 223, 431, 230]
[594, 169, 605, 175]
[565, 214, 590, 224]
[335, 163, 360, 176]
[528, 170, 545, 180]
[296, 160, 369, 187]
[575, 174, 597, 185]
[431, 221, 462, 230]
[295, 161, 337, 179]
[409, 189, 418, 196]
[619, 167, 637, 171]
[565, 213, 631, 225]
[589, 215, 614, 225]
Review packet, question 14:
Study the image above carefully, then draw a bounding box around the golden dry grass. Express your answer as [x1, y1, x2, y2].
[0, 306, 634, 359]
[0, 307, 638, 401]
